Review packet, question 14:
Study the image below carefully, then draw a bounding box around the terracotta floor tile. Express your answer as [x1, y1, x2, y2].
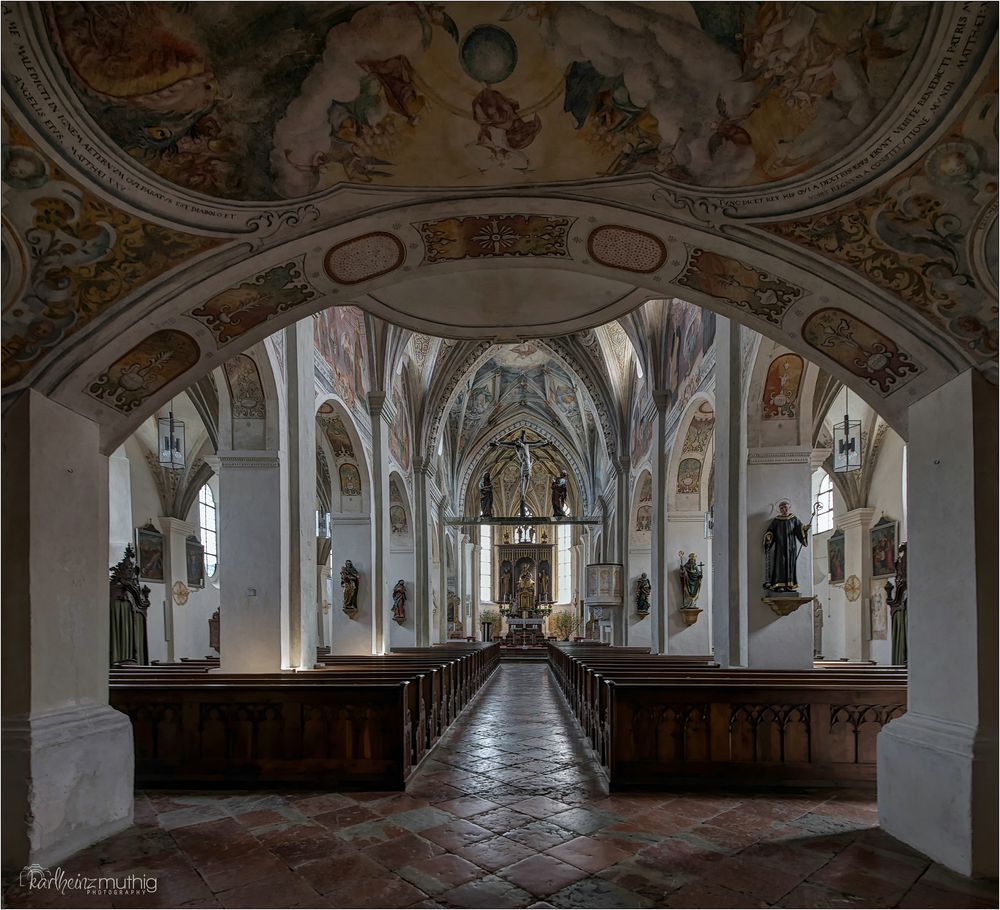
[509, 796, 574, 819]
[295, 850, 387, 894]
[899, 882, 999, 908]
[420, 818, 495, 851]
[364, 831, 445, 869]
[214, 871, 320, 909]
[437, 873, 535, 908]
[505, 820, 580, 852]
[545, 876, 657, 909]
[433, 796, 499, 818]
[321, 872, 428, 908]
[499, 854, 589, 898]
[545, 835, 633, 874]
[452, 834, 537, 872]
[466, 807, 535, 834]
[396, 854, 482, 895]
[664, 880, 768, 908]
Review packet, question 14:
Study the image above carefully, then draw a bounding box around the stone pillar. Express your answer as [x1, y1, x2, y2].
[317, 564, 332, 651]
[108, 446, 132, 565]
[878, 370, 998, 877]
[2, 391, 133, 871]
[837, 508, 876, 661]
[286, 322, 317, 669]
[711, 316, 748, 667]
[160, 517, 196, 662]
[412, 456, 434, 646]
[367, 392, 394, 654]
[217, 451, 285, 671]
[437, 498, 448, 644]
[471, 542, 481, 637]
[649, 392, 670, 654]
[746, 447, 813, 669]
[613, 456, 631, 645]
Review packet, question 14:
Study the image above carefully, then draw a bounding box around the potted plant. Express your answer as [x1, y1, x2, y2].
[551, 611, 581, 642]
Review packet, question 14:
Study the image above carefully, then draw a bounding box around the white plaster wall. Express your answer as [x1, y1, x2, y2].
[626, 548, 652, 648]
[330, 517, 374, 654]
[666, 515, 712, 654]
[388, 541, 416, 647]
[746, 453, 813, 668]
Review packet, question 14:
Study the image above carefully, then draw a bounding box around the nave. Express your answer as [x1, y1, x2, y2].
[4, 664, 993, 910]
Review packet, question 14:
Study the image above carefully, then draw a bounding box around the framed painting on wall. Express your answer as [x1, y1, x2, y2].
[186, 535, 205, 589]
[827, 530, 845, 585]
[136, 523, 164, 582]
[870, 517, 898, 578]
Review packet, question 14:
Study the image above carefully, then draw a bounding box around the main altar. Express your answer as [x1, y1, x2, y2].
[494, 532, 554, 645]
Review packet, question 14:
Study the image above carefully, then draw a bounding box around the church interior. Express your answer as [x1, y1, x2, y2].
[1, 3, 997, 908]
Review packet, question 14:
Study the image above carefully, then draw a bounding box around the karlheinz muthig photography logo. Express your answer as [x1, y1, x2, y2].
[18, 863, 158, 897]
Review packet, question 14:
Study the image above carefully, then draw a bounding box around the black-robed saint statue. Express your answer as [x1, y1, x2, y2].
[763, 500, 811, 592]
[479, 471, 494, 518]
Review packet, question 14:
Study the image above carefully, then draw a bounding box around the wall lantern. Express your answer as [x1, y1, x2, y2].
[315, 510, 332, 539]
[833, 389, 861, 474]
[158, 409, 185, 470]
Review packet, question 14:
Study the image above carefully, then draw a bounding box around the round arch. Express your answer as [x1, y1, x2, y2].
[21, 190, 975, 454]
[668, 392, 716, 513]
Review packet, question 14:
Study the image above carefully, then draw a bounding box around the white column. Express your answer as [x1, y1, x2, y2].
[746, 447, 813, 669]
[837, 508, 876, 660]
[316, 564, 332, 650]
[649, 392, 670, 654]
[2, 391, 133, 871]
[878, 369, 998, 877]
[436, 503, 448, 643]
[711, 316, 748, 667]
[471, 543, 481, 637]
[613, 456, 631, 646]
[217, 452, 285, 671]
[367, 392, 394, 654]
[108, 446, 133, 565]
[412, 457, 434, 646]
[286, 322, 317, 669]
[160, 517, 196, 663]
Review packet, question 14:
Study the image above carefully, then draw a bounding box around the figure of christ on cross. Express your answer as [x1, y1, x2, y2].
[490, 430, 550, 518]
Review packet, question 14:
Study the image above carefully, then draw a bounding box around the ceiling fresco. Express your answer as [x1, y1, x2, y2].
[43, 1, 933, 200]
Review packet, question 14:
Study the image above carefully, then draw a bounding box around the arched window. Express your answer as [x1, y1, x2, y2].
[557, 515, 572, 602]
[812, 469, 834, 534]
[479, 524, 492, 604]
[199, 484, 218, 578]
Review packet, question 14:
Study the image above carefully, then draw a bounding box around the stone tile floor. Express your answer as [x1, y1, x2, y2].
[4, 665, 997, 909]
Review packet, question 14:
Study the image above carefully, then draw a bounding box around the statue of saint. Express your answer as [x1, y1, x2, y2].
[635, 572, 651, 614]
[491, 430, 550, 517]
[341, 560, 360, 615]
[551, 471, 568, 518]
[392, 579, 406, 624]
[763, 500, 810, 592]
[516, 567, 535, 612]
[479, 471, 494, 518]
[538, 567, 551, 603]
[499, 563, 513, 602]
[885, 543, 908, 665]
[679, 552, 704, 609]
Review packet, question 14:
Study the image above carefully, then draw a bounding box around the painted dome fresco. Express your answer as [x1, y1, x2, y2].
[44, 1, 932, 201]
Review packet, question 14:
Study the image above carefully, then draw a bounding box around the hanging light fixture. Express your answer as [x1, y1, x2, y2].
[157, 407, 185, 470]
[832, 388, 861, 474]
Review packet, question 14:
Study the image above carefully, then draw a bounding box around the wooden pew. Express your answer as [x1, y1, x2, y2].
[110, 643, 499, 790]
[546, 643, 907, 791]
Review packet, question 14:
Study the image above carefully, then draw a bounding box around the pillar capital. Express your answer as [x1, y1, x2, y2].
[413, 455, 435, 476]
[216, 451, 280, 471]
[367, 391, 396, 425]
[810, 447, 832, 471]
[837, 507, 877, 532]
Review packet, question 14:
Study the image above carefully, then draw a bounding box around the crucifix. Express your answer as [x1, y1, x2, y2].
[490, 430, 550, 518]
